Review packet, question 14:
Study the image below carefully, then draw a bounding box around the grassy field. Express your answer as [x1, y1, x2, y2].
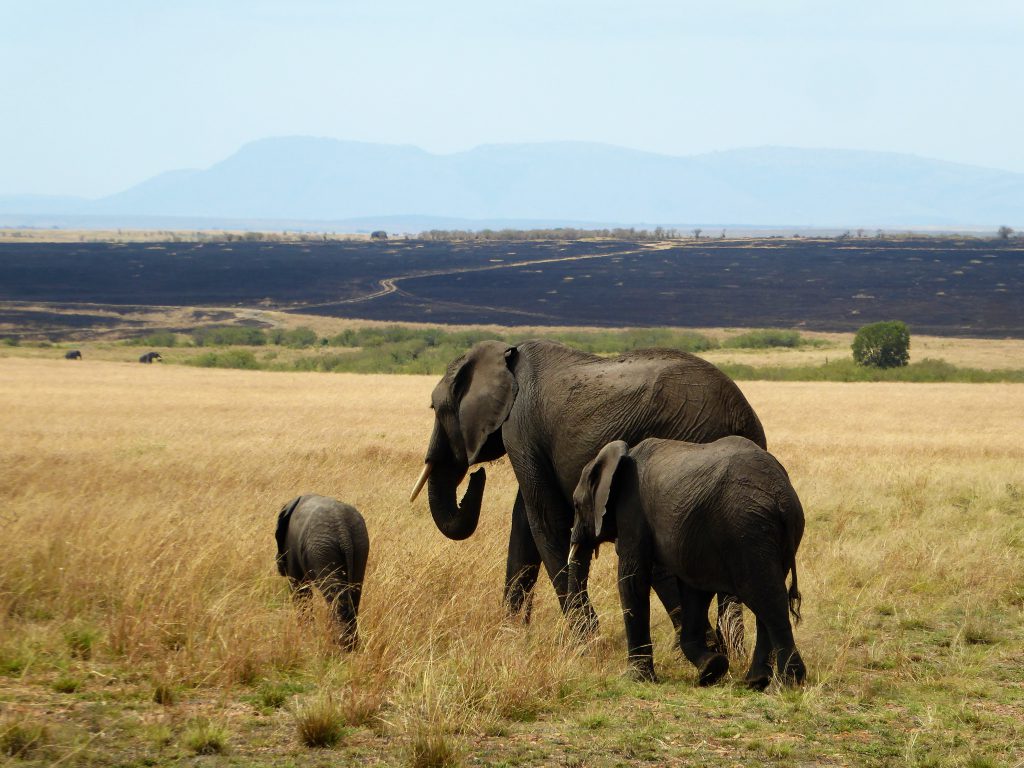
[6, 319, 1024, 376]
[1, 357, 1023, 766]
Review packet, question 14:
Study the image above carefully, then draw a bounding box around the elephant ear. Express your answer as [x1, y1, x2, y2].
[585, 441, 629, 538]
[275, 496, 304, 576]
[455, 342, 518, 465]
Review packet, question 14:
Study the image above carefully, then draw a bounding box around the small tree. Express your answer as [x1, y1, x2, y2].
[852, 321, 910, 368]
[692, 228, 702, 240]
[997, 225, 1014, 240]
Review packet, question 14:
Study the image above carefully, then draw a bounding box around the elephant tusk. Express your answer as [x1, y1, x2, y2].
[567, 543, 578, 566]
[409, 462, 432, 503]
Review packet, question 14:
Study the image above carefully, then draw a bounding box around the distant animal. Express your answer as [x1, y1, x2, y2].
[370, 230, 388, 241]
[139, 351, 162, 363]
[64, 350, 82, 360]
[275, 494, 370, 651]
[569, 437, 806, 689]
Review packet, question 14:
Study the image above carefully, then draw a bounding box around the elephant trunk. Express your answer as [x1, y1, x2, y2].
[427, 463, 486, 541]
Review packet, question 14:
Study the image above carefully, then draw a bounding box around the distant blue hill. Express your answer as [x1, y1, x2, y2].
[2, 138, 1022, 229]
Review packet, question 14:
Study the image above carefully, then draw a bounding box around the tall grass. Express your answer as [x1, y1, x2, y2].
[1, 359, 1022, 764]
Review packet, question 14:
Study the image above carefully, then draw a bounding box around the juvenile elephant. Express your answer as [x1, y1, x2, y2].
[64, 350, 82, 360]
[569, 437, 806, 689]
[275, 494, 369, 651]
[411, 340, 766, 641]
[139, 351, 162, 363]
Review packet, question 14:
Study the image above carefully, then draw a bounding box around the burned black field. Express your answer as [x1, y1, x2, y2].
[1, 237, 1021, 336]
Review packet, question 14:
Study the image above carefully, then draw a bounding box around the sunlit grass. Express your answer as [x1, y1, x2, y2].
[0, 357, 1021, 764]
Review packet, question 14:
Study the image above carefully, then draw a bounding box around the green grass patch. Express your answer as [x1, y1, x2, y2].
[182, 718, 229, 755]
[126, 331, 180, 347]
[0, 718, 48, 758]
[293, 695, 347, 748]
[52, 674, 83, 693]
[719, 357, 1024, 383]
[187, 349, 261, 369]
[722, 328, 807, 348]
[252, 680, 307, 711]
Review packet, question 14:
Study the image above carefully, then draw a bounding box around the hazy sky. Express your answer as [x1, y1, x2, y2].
[3, 0, 1021, 197]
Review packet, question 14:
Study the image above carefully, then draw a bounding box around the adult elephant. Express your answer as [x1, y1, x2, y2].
[410, 339, 766, 638]
[64, 350, 82, 360]
[139, 351, 163, 364]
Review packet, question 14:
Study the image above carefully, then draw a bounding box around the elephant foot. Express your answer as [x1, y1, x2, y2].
[627, 657, 657, 683]
[697, 653, 729, 687]
[745, 673, 771, 691]
[779, 650, 807, 687]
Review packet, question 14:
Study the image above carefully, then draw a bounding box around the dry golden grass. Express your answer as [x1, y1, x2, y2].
[1, 358, 1022, 765]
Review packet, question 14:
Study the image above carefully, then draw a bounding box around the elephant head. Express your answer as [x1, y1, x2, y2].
[568, 440, 629, 597]
[410, 341, 518, 540]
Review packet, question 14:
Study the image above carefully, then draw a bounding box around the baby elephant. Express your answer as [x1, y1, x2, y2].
[275, 494, 369, 651]
[569, 436, 805, 690]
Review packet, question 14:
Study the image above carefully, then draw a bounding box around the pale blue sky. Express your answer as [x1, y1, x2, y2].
[2, 0, 1021, 197]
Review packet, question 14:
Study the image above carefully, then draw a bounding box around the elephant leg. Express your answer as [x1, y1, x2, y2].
[744, 616, 774, 690]
[617, 556, 656, 682]
[649, 563, 683, 632]
[339, 583, 361, 652]
[743, 582, 806, 688]
[678, 586, 729, 687]
[715, 593, 746, 660]
[503, 490, 541, 623]
[535, 534, 598, 636]
[330, 584, 359, 652]
[522, 478, 598, 636]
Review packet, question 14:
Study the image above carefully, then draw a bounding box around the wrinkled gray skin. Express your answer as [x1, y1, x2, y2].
[569, 437, 805, 689]
[420, 339, 766, 638]
[276, 494, 370, 651]
[139, 351, 162, 364]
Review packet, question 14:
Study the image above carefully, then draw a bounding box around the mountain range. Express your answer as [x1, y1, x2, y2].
[2, 138, 1021, 230]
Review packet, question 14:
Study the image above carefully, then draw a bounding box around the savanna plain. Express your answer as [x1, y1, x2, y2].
[1, 355, 1023, 767]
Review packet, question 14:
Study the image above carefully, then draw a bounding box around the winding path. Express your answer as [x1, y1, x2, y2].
[298, 241, 669, 320]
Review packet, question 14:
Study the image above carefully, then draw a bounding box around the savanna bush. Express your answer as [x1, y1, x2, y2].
[128, 331, 179, 347]
[852, 321, 910, 368]
[722, 329, 802, 349]
[269, 326, 319, 348]
[188, 349, 260, 369]
[192, 325, 267, 347]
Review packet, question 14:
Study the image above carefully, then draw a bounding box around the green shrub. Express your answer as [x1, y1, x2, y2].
[0, 719, 47, 758]
[406, 723, 461, 768]
[182, 718, 228, 755]
[271, 326, 319, 348]
[153, 680, 177, 706]
[722, 329, 802, 349]
[191, 325, 267, 347]
[852, 321, 910, 368]
[64, 625, 100, 660]
[188, 349, 260, 369]
[128, 331, 178, 347]
[53, 674, 82, 693]
[256, 680, 305, 710]
[294, 695, 347, 748]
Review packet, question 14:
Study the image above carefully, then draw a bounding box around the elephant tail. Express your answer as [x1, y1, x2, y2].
[788, 562, 802, 624]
